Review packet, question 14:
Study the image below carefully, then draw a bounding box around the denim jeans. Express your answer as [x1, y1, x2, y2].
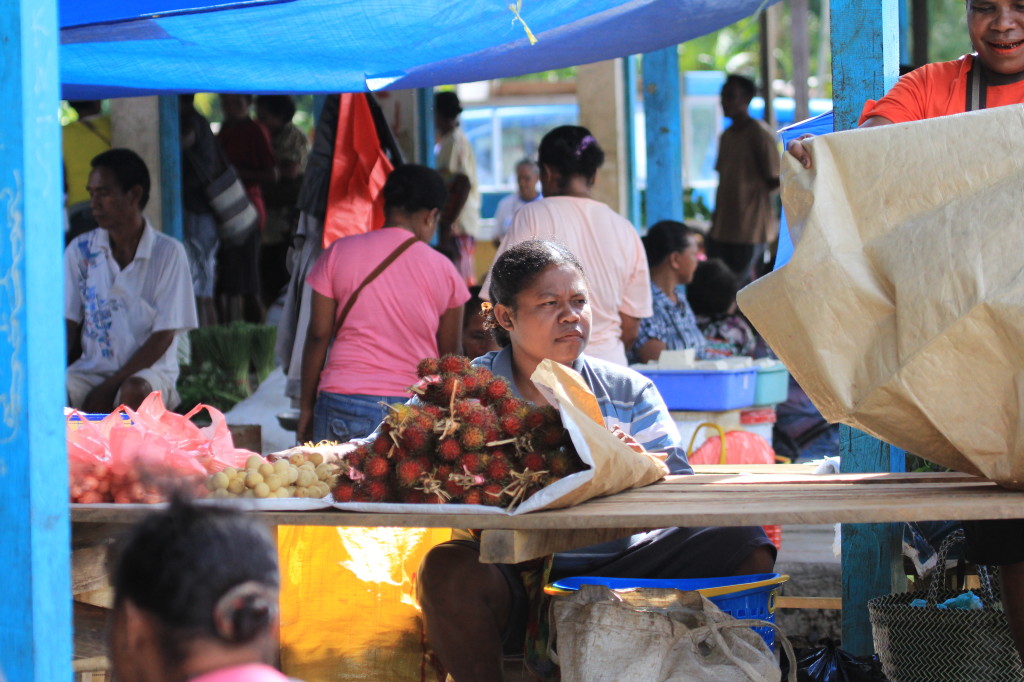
[312, 392, 407, 443]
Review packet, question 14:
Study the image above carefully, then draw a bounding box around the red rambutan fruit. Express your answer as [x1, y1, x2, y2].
[353, 479, 390, 502]
[499, 414, 526, 438]
[437, 437, 463, 462]
[395, 457, 430, 488]
[333, 481, 355, 502]
[495, 396, 528, 418]
[458, 451, 485, 474]
[423, 404, 445, 420]
[417, 357, 441, 378]
[520, 451, 547, 472]
[462, 489, 483, 505]
[371, 433, 392, 457]
[524, 407, 549, 430]
[400, 489, 427, 504]
[538, 424, 569, 449]
[486, 452, 512, 482]
[547, 448, 586, 478]
[401, 424, 433, 453]
[481, 482, 506, 507]
[439, 354, 471, 375]
[363, 455, 391, 480]
[483, 376, 512, 403]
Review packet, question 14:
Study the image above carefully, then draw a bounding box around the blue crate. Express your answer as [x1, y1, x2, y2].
[638, 367, 757, 411]
[547, 573, 788, 650]
[754, 362, 790, 406]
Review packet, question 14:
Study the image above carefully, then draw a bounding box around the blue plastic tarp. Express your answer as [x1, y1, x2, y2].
[60, 0, 779, 99]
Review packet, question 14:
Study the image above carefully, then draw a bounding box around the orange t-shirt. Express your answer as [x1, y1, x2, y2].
[861, 54, 1024, 124]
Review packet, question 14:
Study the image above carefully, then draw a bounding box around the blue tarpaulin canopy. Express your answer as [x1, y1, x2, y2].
[61, 0, 776, 99]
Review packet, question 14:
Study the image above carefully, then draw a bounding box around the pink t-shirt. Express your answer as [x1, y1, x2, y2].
[307, 227, 469, 396]
[190, 663, 290, 682]
[483, 197, 652, 366]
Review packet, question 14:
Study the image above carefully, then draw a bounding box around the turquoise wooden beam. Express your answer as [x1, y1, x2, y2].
[832, 0, 902, 656]
[417, 87, 435, 167]
[159, 95, 183, 240]
[623, 55, 642, 230]
[642, 46, 683, 227]
[0, 0, 72, 679]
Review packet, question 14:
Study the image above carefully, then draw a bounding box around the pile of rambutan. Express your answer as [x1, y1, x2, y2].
[330, 354, 588, 509]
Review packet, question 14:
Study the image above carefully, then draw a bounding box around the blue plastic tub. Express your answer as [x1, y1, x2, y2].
[754, 362, 789, 406]
[546, 573, 788, 649]
[639, 367, 757, 411]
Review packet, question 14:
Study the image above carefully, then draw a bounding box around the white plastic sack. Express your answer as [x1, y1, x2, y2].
[552, 585, 795, 682]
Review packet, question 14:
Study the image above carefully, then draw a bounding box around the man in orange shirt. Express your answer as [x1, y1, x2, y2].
[788, 0, 1024, 662]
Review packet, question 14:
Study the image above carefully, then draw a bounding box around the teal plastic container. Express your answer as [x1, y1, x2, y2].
[753, 362, 789, 406]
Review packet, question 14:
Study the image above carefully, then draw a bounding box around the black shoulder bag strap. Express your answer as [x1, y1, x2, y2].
[966, 57, 987, 113]
[332, 235, 418, 338]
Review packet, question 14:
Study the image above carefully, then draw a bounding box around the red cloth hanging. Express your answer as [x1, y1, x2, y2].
[322, 94, 393, 248]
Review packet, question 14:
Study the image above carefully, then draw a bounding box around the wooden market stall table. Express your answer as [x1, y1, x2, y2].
[71, 469, 1024, 565]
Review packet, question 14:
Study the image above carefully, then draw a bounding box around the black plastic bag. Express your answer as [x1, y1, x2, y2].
[780, 638, 888, 682]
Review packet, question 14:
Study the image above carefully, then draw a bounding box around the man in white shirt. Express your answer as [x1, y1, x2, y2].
[65, 148, 198, 412]
[491, 158, 541, 247]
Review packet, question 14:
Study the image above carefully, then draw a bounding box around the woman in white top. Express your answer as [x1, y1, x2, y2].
[483, 126, 652, 366]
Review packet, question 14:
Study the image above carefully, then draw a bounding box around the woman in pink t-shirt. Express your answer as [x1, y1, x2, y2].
[108, 498, 292, 682]
[297, 165, 470, 444]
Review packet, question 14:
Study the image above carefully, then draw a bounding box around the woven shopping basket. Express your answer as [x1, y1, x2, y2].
[868, 529, 1024, 681]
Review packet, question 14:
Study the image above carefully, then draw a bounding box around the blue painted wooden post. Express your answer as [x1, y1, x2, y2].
[417, 88, 435, 168]
[642, 46, 683, 227]
[0, 0, 72, 679]
[159, 95, 183, 241]
[833, 0, 902, 655]
[622, 56, 642, 230]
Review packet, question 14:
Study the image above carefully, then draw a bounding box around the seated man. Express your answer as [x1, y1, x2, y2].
[65, 148, 198, 412]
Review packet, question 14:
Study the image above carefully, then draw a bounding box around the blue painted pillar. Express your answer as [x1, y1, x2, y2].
[832, 0, 902, 656]
[642, 46, 683, 227]
[159, 95, 183, 241]
[417, 88, 435, 168]
[622, 56, 642, 230]
[0, 0, 72, 679]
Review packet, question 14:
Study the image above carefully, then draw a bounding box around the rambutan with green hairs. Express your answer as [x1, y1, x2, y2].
[417, 357, 441, 378]
[439, 354, 471, 375]
[459, 425, 487, 451]
[546, 447, 587, 478]
[437, 437, 463, 462]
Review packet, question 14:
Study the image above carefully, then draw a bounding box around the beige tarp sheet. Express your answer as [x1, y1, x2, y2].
[738, 105, 1024, 488]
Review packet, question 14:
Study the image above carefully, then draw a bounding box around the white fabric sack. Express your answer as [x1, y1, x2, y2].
[551, 585, 795, 682]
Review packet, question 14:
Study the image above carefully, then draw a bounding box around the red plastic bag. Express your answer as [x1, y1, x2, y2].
[68, 392, 254, 504]
[687, 422, 776, 465]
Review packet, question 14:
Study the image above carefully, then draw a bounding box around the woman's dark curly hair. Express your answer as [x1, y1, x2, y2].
[110, 497, 279, 661]
[484, 240, 586, 347]
[538, 125, 605, 191]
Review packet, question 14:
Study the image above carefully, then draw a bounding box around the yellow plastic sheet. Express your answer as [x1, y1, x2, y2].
[278, 526, 453, 681]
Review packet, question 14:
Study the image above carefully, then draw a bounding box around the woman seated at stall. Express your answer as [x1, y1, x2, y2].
[630, 220, 707, 363]
[686, 257, 758, 358]
[107, 497, 291, 682]
[417, 240, 776, 681]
